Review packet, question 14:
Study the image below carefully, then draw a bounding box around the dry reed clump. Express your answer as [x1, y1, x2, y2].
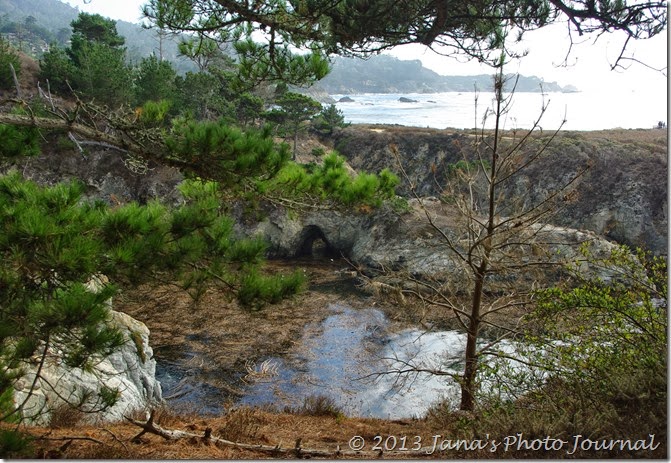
[48, 403, 86, 429]
[285, 394, 345, 419]
[216, 407, 263, 442]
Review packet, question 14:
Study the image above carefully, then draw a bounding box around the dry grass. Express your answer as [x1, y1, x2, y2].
[350, 123, 667, 143]
[216, 406, 263, 442]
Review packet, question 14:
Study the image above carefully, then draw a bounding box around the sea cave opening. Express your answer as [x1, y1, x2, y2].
[296, 225, 339, 259]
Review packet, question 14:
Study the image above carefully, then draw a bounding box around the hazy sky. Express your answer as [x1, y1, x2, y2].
[63, 0, 667, 94]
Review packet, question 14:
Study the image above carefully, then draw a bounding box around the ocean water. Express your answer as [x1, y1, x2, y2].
[333, 89, 667, 131]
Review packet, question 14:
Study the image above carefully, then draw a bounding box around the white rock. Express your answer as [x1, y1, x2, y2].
[14, 309, 162, 426]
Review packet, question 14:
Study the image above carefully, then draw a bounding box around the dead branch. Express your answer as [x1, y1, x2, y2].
[125, 410, 438, 458]
[10, 63, 20, 98]
[0, 111, 190, 173]
[35, 434, 105, 446]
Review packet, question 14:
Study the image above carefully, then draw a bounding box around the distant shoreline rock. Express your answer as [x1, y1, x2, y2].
[338, 96, 355, 103]
[399, 97, 418, 103]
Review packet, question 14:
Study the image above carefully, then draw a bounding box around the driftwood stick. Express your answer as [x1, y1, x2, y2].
[102, 428, 129, 453]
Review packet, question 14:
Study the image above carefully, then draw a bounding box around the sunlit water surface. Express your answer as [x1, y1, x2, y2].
[332, 89, 667, 131]
[156, 304, 526, 419]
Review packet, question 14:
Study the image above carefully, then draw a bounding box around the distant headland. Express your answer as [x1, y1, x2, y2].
[317, 55, 579, 94]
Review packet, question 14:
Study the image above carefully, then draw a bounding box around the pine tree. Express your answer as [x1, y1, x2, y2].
[266, 92, 322, 159]
[67, 13, 125, 66]
[133, 55, 177, 107]
[312, 104, 349, 135]
[0, 129, 308, 448]
[38, 45, 76, 94]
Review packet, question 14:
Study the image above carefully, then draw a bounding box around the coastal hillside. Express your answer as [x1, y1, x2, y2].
[318, 54, 578, 94]
[0, 0, 196, 72]
[0, 6, 665, 459]
[0, 1, 574, 94]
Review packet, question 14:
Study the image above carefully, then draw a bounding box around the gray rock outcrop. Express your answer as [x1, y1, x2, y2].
[248, 197, 618, 285]
[329, 126, 667, 255]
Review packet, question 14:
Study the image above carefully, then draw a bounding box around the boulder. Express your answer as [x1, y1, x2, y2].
[338, 96, 355, 103]
[399, 97, 418, 103]
[13, 308, 162, 426]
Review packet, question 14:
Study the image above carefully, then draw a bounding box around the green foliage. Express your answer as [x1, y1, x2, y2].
[312, 104, 349, 135]
[165, 120, 290, 186]
[137, 99, 172, 127]
[178, 36, 231, 72]
[234, 39, 329, 90]
[133, 55, 177, 106]
[0, 37, 20, 91]
[274, 92, 322, 123]
[237, 268, 306, 309]
[0, 124, 40, 158]
[269, 152, 399, 207]
[266, 92, 322, 158]
[446, 159, 491, 177]
[479, 245, 667, 440]
[174, 71, 232, 120]
[37, 13, 131, 106]
[97, 385, 121, 409]
[235, 93, 264, 127]
[70, 42, 132, 106]
[68, 13, 125, 66]
[0, 428, 32, 458]
[529, 245, 666, 396]
[0, 172, 304, 428]
[38, 45, 76, 94]
[0, 173, 126, 425]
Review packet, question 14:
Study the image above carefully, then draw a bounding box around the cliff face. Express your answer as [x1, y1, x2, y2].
[5, 125, 666, 257]
[328, 126, 668, 255]
[249, 198, 619, 288]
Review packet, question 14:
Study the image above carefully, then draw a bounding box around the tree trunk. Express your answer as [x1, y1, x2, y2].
[459, 67, 502, 411]
[292, 126, 298, 160]
[460, 267, 485, 411]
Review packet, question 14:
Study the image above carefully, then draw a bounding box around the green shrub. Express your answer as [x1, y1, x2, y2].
[467, 246, 667, 456]
[238, 269, 306, 308]
[311, 147, 325, 157]
[0, 124, 41, 158]
[0, 38, 20, 91]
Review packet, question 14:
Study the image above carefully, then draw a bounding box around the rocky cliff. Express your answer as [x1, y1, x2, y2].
[7, 126, 665, 258]
[247, 197, 620, 288]
[327, 126, 668, 255]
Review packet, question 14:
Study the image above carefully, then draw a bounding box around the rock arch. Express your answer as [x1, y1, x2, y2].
[296, 225, 338, 258]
